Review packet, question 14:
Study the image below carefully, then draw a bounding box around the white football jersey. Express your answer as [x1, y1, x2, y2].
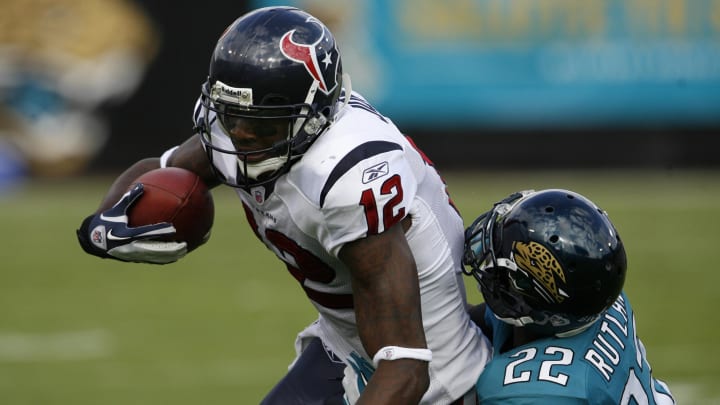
[188, 91, 490, 403]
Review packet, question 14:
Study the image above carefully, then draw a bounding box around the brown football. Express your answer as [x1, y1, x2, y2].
[127, 167, 214, 252]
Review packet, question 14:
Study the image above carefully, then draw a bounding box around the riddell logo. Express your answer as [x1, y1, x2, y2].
[211, 81, 253, 106]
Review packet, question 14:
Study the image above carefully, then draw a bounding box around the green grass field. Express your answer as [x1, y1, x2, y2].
[1, 169, 718, 404]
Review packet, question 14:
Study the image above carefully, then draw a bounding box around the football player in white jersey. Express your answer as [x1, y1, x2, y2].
[463, 189, 675, 404]
[77, 6, 490, 404]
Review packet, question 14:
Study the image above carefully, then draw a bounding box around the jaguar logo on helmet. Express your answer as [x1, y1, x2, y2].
[512, 241, 570, 304]
[279, 18, 339, 95]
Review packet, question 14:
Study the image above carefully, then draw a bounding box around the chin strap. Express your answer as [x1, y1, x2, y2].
[339, 73, 352, 111]
[300, 73, 352, 135]
[292, 80, 320, 137]
[494, 314, 537, 327]
[236, 155, 289, 180]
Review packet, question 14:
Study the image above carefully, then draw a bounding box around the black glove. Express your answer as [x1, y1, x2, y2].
[77, 184, 187, 264]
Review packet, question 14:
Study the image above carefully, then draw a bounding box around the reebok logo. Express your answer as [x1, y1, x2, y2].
[362, 161, 389, 184]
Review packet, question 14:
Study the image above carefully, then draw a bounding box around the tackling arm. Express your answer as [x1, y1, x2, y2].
[338, 217, 430, 404]
[468, 303, 491, 341]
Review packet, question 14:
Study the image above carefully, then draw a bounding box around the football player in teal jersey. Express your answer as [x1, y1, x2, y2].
[463, 189, 675, 404]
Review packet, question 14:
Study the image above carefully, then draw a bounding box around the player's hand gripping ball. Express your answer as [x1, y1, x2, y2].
[128, 167, 214, 252]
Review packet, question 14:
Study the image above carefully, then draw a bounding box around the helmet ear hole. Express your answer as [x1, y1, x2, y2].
[549, 235, 559, 243]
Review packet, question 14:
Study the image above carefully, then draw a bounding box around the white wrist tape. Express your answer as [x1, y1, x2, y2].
[372, 346, 433, 367]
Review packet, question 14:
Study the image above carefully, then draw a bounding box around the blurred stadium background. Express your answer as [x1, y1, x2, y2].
[1, 0, 718, 403]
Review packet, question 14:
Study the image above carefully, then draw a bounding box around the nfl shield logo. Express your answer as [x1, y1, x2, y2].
[253, 187, 265, 204]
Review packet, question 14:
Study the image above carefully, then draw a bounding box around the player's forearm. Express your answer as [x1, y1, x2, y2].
[96, 158, 161, 212]
[358, 359, 429, 404]
[340, 221, 431, 402]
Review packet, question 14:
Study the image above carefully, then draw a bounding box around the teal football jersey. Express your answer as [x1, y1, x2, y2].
[476, 292, 675, 404]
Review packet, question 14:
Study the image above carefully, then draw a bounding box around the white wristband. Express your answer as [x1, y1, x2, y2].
[372, 346, 433, 367]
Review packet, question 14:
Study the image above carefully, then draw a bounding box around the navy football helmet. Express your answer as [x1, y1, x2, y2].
[198, 6, 344, 189]
[463, 189, 627, 337]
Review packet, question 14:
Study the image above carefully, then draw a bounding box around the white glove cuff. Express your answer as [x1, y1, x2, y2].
[108, 240, 187, 264]
[372, 346, 432, 368]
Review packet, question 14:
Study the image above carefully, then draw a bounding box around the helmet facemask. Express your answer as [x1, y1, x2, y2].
[463, 191, 542, 328]
[198, 79, 331, 189]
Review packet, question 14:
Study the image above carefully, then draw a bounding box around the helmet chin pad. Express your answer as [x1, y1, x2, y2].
[237, 155, 288, 180]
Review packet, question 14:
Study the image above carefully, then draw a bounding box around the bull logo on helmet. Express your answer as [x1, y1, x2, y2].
[279, 18, 340, 95]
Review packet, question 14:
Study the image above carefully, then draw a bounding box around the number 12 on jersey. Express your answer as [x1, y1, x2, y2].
[359, 174, 405, 235]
